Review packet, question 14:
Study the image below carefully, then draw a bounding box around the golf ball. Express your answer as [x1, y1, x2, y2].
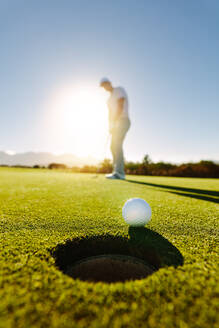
[122, 198, 152, 227]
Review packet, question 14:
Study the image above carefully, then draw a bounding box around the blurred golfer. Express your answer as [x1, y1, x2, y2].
[100, 78, 131, 180]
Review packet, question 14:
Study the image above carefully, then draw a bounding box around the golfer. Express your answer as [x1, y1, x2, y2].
[100, 78, 131, 180]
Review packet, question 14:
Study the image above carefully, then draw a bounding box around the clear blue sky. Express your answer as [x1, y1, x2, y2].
[1, 0, 218, 162]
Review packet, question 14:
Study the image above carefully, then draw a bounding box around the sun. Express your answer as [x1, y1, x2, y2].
[43, 83, 109, 159]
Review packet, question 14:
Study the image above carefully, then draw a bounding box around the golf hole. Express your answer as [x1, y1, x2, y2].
[66, 254, 155, 283]
[51, 231, 183, 283]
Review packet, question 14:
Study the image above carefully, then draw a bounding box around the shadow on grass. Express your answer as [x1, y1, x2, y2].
[127, 179, 219, 204]
[51, 229, 183, 283]
[169, 191, 219, 204]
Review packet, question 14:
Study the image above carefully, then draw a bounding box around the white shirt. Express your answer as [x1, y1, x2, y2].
[107, 87, 129, 119]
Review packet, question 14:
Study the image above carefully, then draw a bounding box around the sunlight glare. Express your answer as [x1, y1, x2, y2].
[43, 84, 109, 160]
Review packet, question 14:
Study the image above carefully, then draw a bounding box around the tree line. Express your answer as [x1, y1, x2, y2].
[48, 155, 219, 178]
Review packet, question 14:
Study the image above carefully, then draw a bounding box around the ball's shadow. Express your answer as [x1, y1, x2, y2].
[128, 227, 183, 268]
[51, 228, 183, 283]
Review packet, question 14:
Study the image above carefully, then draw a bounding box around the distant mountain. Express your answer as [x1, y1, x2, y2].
[0, 151, 98, 167]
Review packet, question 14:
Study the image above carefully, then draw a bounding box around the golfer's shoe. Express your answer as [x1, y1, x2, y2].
[105, 173, 125, 180]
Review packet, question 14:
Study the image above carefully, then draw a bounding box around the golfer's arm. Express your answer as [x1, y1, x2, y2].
[115, 97, 125, 121]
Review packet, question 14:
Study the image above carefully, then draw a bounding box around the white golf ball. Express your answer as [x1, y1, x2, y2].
[122, 198, 152, 227]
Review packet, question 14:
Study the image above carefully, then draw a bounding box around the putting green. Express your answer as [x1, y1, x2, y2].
[0, 168, 218, 328]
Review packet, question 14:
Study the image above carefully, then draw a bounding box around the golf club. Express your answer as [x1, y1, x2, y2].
[92, 133, 110, 178]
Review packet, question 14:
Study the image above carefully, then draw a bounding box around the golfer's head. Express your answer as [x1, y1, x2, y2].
[99, 77, 112, 91]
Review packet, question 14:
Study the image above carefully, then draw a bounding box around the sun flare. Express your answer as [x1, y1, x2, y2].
[43, 84, 109, 159]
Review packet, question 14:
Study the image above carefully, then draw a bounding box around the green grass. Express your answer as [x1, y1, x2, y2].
[0, 167, 218, 328]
